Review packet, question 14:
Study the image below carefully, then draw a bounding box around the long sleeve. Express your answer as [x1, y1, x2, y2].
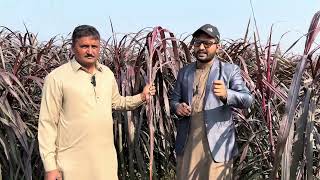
[170, 69, 183, 114]
[111, 75, 144, 110]
[226, 66, 253, 109]
[38, 74, 62, 172]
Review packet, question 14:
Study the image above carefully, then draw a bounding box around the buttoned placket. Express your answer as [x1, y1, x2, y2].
[79, 67, 101, 105]
[91, 71, 102, 105]
[92, 73, 97, 103]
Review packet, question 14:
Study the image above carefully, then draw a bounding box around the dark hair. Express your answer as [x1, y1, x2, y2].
[71, 25, 100, 46]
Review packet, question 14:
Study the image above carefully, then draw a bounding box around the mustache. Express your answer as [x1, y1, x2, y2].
[196, 51, 207, 54]
[85, 54, 95, 58]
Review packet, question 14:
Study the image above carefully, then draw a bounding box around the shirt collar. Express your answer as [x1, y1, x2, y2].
[70, 58, 103, 72]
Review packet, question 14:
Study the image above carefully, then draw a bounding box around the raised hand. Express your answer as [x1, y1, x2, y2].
[212, 80, 227, 102]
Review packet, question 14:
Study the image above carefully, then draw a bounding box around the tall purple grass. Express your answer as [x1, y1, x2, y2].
[0, 11, 320, 180]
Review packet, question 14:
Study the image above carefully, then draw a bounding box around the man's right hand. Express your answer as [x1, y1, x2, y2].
[45, 169, 62, 180]
[176, 102, 192, 116]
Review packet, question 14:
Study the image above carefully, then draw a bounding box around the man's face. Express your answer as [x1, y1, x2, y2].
[72, 36, 100, 68]
[193, 33, 219, 63]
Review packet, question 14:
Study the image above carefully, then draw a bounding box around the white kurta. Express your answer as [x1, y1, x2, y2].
[38, 59, 143, 180]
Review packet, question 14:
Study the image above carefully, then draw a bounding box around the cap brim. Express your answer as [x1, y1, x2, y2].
[192, 29, 217, 39]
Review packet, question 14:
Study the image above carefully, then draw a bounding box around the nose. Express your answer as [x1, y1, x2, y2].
[86, 47, 93, 54]
[199, 43, 206, 50]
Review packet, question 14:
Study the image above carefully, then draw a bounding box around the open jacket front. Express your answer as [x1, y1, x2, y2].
[170, 58, 253, 162]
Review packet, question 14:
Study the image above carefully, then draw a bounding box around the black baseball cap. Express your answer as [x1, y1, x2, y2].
[192, 24, 220, 41]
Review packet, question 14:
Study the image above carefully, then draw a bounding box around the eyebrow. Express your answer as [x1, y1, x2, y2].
[79, 44, 99, 47]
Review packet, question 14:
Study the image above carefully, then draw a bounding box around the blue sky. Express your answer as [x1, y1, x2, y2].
[0, 0, 319, 53]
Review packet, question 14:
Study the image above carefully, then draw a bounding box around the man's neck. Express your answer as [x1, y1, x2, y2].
[85, 66, 96, 74]
[77, 61, 97, 74]
[196, 58, 214, 69]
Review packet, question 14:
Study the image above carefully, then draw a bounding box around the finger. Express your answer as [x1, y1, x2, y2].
[181, 103, 191, 110]
[185, 105, 191, 112]
[182, 108, 189, 115]
[214, 92, 222, 96]
[213, 80, 224, 84]
[214, 88, 226, 94]
[149, 92, 156, 96]
[181, 111, 190, 116]
[150, 88, 156, 93]
[214, 87, 226, 92]
[182, 107, 191, 115]
[213, 83, 225, 89]
[213, 85, 223, 89]
[214, 82, 225, 87]
[186, 106, 191, 112]
[178, 103, 191, 116]
[213, 89, 222, 93]
[179, 111, 187, 116]
[184, 107, 191, 114]
[149, 86, 156, 91]
[215, 87, 226, 93]
[213, 88, 223, 93]
[177, 109, 187, 116]
[177, 107, 189, 116]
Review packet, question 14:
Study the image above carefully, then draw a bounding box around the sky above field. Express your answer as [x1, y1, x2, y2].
[0, 0, 319, 53]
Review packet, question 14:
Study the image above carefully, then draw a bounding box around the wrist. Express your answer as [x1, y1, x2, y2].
[140, 93, 146, 101]
[221, 93, 227, 104]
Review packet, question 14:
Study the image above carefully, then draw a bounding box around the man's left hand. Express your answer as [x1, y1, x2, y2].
[141, 83, 156, 101]
[212, 80, 227, 102]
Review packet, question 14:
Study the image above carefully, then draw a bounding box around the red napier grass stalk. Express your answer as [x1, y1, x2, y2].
[261, 79, 287, 102]
[103, 25, 180, 179]
[273, 50, 308, 179]
[304, 12, 320, 55]
[250, 0, 263, 53]
[146, 32, 155, 180]
[146, 26, 164, 180]
[144, 26, 183, 179]
[290, 88, 311, 178]
[305, 92, 316, 179]
[266, 25, 275, 155]
[271, 10, 320, 179]
[253, 33, 267, 117]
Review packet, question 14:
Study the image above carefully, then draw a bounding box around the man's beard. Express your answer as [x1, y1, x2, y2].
[195, 51, 216, 63]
